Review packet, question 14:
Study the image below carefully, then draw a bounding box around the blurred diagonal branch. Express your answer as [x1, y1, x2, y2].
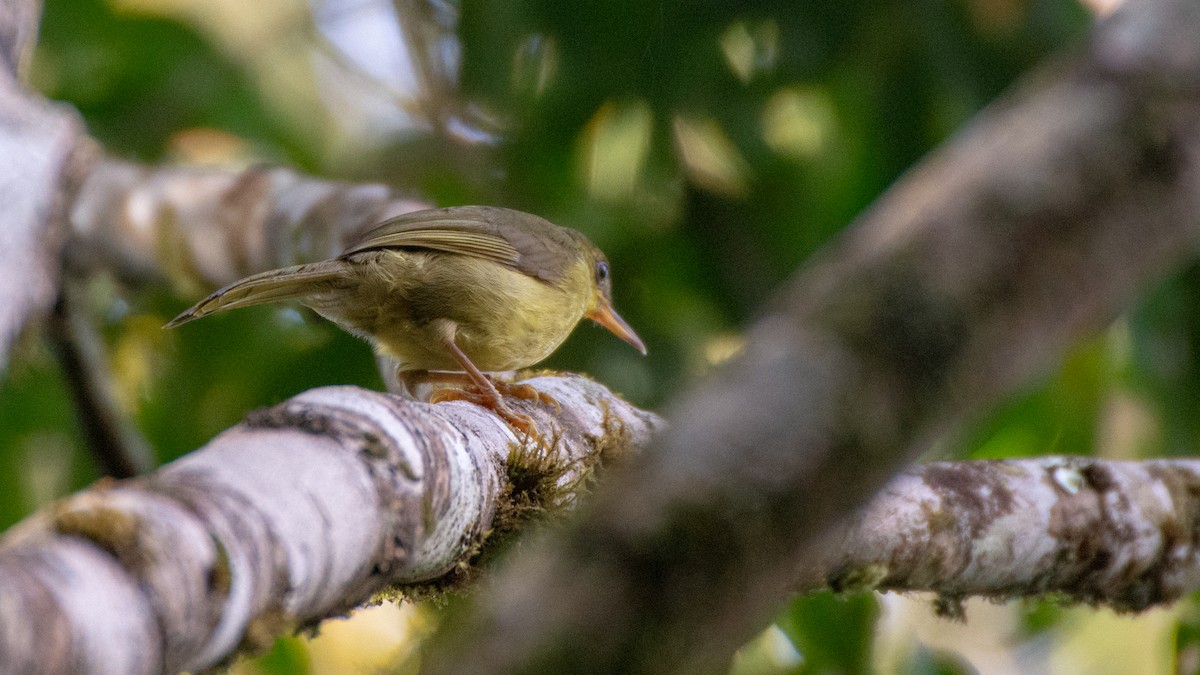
[800, 457, 1200, 614]
[46, 277, 155, 478]
[0, 376, 660, 674]
[423, 1, 1200, 673]
[391, 0, 459, 132]
[0, 0, 41, 79]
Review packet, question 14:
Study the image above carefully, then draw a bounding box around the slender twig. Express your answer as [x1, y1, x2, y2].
[46, 276, 154, 478]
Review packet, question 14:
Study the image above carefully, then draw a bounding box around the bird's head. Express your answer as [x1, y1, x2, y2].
[578, 244, 646, 355]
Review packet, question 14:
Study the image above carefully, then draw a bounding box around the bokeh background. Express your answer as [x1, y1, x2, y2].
[4, 0, 1200, 672]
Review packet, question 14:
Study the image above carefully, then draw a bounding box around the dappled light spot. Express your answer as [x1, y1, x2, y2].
[580, 100, 654, 202]
[762, 86, 837, 160]
[720, 19, 779, 84]
[671, 114, 750, 198]
[512, 33, 558, 97]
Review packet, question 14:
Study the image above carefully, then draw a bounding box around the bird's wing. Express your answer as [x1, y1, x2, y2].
[343, 208, 520, 265]
[341, 206, 575, 281]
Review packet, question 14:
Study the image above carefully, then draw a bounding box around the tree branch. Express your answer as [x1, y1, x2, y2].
[0, 375, 661, 673]
[46, 277, 155, 478]
[801, 457, 1200, 616]
[6, 1, 1200, 672]
[66, 158, 431, 292]
[0, 0, 42, 80]
[423, 2, 1200, 672]
[0, 71, 91, 371]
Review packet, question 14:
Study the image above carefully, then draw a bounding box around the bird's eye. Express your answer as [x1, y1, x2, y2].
[596, 261, 609, 282]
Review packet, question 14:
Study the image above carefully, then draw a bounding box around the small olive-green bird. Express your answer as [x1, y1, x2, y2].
[166, 205, 646, 434]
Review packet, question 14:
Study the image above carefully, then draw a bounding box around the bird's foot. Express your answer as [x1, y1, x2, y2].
[489, 380, 559, 407]
[405, 371, 557, 407]
[430, 386, 540, 440]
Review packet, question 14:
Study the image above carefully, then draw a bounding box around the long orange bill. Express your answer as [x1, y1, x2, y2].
[586, 298, 647, 355]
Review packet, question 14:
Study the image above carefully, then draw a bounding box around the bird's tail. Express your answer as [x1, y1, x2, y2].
[164, 261, 344, 328]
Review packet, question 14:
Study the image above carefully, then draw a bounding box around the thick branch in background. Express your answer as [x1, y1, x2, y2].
[66, 158, 430, 291]
[0, 375, 660, 673]
[423, 2, 1200, 673]
[800, 457, 1200, 614]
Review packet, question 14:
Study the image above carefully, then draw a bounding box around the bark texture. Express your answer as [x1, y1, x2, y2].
[0, 376, 660, 674]
[0, 67, 90, 371]
[67, 158, 431, 290]
[423, 2, 1200, 673]
[802, 457, 1200, 615]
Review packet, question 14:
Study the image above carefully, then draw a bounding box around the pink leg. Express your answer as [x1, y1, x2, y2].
[401, 321, 545, 438]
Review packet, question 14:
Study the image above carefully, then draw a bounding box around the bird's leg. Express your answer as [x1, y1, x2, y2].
[428, 361, 540, 439]
[413, 321, 542, 438]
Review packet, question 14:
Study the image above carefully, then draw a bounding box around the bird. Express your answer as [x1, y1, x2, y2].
[165, 205, 646, 436]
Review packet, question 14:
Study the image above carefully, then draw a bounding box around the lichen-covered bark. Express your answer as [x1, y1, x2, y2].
[0, 376, 660, 674]
[803, 457, 1200, 614]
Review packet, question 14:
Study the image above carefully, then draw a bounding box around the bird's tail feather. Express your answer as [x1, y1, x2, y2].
[164, 261, 343, 328]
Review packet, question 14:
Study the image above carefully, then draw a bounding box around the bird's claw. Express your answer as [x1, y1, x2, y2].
[491, 381, 559, 407]
[430, 386, 541, 441]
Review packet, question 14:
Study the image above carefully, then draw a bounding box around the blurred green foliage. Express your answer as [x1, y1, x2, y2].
[1130, 262, 1200, 457]
[248, 635, 312, 675]
[13, 0, 1200, 671]
[34, 0, 313, 165]
[775, 591, 878, 674]
[0, 350, 95, 528]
